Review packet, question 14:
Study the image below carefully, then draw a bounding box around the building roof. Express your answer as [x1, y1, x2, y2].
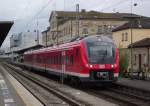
[0, 21, 13, 47]
[14, 44, 44, 54]
[112, 20, 150, 32]
[128, 38, 150, 48]
[42, 26, 50, 34]
[49, 10, 147, 23]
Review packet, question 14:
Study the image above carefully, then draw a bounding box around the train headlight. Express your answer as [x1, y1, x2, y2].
[90, 65, 93, 68]
[111, 64, 114, 68]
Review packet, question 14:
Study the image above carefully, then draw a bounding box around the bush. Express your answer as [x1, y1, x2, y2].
[119, 49, 129, 77]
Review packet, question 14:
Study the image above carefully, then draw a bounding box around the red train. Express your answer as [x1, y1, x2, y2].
[23, 35, 119, 84]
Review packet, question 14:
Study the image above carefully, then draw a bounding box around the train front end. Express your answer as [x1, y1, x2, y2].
[82, 35, 119, 83]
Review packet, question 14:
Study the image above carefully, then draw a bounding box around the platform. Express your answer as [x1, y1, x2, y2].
[0, 64, 43, 106]
[117, 78, 150, 92]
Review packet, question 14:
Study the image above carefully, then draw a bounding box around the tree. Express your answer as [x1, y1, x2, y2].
[119, 48, 129, 77]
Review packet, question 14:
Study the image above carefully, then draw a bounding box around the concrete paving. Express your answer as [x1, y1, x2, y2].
[0, 70, 24, 106]
[117, 78, 150, 91]
[0, 64, 43, 106]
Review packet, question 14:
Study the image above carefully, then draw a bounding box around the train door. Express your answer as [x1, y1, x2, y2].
[61, 51, 66, 84]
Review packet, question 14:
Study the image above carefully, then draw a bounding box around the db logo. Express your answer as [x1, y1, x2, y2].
[99, 65, 105, 69]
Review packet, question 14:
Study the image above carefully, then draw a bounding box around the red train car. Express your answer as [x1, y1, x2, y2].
[24, 35, 119, 84]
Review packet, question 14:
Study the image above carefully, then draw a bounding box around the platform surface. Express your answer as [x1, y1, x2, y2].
[0, 63, 43, 106]
[117, 78, 150, 91]
[0, 68, 25, 106]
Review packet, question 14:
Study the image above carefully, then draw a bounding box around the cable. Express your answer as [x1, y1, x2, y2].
[26, 0, 54, 29]
[100, 0, 130, 12]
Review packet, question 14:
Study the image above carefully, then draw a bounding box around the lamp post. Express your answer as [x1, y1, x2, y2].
[130, 0, 137, 78]
[76, 4, 80, 37]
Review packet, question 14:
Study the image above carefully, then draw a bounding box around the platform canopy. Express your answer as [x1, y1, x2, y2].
[0, 21, 13, 47]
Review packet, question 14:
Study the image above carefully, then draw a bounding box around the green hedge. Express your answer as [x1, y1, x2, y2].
[119, 49, 129, 77]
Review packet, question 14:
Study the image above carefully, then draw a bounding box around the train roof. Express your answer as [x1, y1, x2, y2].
[24, 40, 82, 54]
[24, 35, 114, 55]
[82, 35, 114, 43]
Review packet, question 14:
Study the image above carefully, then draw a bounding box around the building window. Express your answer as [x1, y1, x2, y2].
[122, 33, 124, 41]
[97, 26, 102, 34]
[144, 54, 147, 64]
[82, 27, 88, 35]
[68, 25, 70, 34]
[125, 32, 128, 41]
[134, 54, 137, 65]
[122, 32, 128, 41]
[63, 28, 65, 36]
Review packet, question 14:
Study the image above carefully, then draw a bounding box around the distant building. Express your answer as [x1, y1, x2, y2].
[112, 20, 150, 48]
[43, 10, 145, 46]
[0, 49, 5, 55]
[128, 38, 150, 72]
[42, 27, 52, 46]
[10, 31, 43, 51]
[10, 34, 21, 48]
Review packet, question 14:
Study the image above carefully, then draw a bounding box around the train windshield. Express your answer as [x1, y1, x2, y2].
[86, 42, 115, 64]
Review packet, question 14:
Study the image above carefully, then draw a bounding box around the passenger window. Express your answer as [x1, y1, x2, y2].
[70, 55, 74, 65]
[76, 48, 79, 56]
[66, 56, 69, 64]
[59, 55, 62, 64]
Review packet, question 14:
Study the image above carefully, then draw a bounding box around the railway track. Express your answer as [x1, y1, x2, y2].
[86, 87, 150, 106]
[83, 81, 150, 106]
[2, 63, 88, 106]
[3, 62, 150, 106]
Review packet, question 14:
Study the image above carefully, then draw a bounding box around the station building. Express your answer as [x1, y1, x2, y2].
[112, 20, 150, 48]
[10, 31, 43, 52]
[112, 20, 150, 73]
[9, 31, 43, 62]
[128, 38, 150, 73]
[42, 10, 144, 46]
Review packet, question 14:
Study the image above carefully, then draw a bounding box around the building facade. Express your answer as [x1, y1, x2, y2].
[128, 38, 150, 73]
[42, 27, 52, 46]
[10, 31, 43, 51]
[42, 10, 143, 46]
[112, 20, 150, 48]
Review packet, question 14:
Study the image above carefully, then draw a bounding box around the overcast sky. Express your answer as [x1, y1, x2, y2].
[1, 0, 150, 48]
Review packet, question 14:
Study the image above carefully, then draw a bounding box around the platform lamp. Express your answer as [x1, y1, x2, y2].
[130, 1, 138, 79]
[123, 1, 138, 78]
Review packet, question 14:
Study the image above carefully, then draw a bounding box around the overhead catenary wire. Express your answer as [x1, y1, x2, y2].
[99, 0, 130, 12]
[26, 0, 54, 29]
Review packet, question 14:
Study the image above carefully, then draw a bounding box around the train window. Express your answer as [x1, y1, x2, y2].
[56, 55, 58, 64]
[49, 56, 51, 64]
[70, 55, 74, 65]
[56, 55, 59, 64]
[50, 56, 52, 64]
[54, 56, 55, 64]
[59, 55, 61, 64]
[76, 48, 79, 56]
[37, 56, 39, 63]
[66, 56, 69, 65]
[55, 56, 57, 64]
[54, 56, 56, 64]
[61, 56, 63, 64]
[53, 56, 55, 64]
[62, 56, 65, 64]
[51, 56, 53, 64]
